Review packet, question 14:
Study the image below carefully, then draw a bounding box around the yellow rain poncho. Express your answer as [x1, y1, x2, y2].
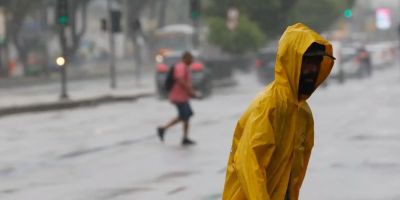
[222, 23, 334, 200]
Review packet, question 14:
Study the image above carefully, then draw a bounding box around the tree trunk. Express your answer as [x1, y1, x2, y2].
[41, 5, 49, 76]
[69, 0, 89, 64]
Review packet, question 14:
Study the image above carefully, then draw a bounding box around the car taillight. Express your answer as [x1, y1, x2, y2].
[191, 62, 204, 72]
[256, 59, 262, 68]
[156, 64, 169, 72]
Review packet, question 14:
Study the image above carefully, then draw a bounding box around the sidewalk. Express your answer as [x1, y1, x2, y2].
[0, 58, 239, 118]
[0, 71, 156, 118]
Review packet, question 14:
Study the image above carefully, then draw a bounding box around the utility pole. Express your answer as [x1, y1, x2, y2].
[59, 26, 68, 99]
[57, 0, 69, 100]
[107, 0, 117, 89]
[190, 0, 200, 48]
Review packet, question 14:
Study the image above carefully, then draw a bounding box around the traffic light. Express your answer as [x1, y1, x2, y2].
[56, 0, 69, 26]
[100, 11, 121, 33]
[190, 0, 201, 20]
[111, 10, 121, 32]
[344, 9, 352, 19]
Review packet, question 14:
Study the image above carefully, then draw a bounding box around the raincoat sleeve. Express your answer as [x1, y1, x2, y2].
[297, 110, 314, 188]
[234, 107, 276, 200]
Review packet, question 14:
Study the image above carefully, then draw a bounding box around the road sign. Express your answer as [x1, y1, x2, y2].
[376, 8, 391, 30]
[226, 7, 239, 31]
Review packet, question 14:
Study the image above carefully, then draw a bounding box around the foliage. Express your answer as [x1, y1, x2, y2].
[205, 0, 356, 39]
[207, 14, 266, 55]
[287, 0, 355, 33]
[205, 0, 296, 38]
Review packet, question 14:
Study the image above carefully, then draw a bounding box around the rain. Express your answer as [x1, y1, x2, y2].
[0, 0, 400, 199]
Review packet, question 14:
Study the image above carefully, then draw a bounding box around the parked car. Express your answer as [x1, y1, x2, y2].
[155, 52, 212, 99]
[341, 46, 371, 79]
[356, 46, 372, 77]
[255, 47, 276, 85]
[329, 42, 372, 82]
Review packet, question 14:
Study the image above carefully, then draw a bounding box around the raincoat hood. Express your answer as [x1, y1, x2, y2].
[275, 23, 334, 101]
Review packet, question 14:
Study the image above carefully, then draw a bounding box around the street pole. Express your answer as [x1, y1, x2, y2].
[59, 25, 69, 100]
[190, 0, 200, 49]
[192, 18, 199, 49]
[107, 0, 117, 89]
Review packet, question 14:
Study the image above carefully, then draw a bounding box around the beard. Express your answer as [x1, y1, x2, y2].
[298, 73, 317, 97]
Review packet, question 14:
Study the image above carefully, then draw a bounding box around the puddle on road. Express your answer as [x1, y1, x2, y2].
[350, 134, 400, 141]
[0, 188, 18, 195]
[58, 146, 107, 159]
[167, 186, 186, 195]
[92, 187, 153, 200]
[0, 167, 15, 176]
[154, 170, 199, 182]
[362, 160, 400, 170]
[197, 119, 219, 126]
[201, 193, 222, 200]
[58, 135, 155, 159]
[329, 161, 400, 171]
[115, 135, 155, 147]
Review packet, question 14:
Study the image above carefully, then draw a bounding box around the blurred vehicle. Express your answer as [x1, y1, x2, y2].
[255, 47, 276, 84]
[366, 42, 396, 69]
[152, 24, 198, 59]
[155, 52, 212, 99]
[329, 41, 345, 83]
[341, 46, 371, 79]
[356, 46, 372, 77]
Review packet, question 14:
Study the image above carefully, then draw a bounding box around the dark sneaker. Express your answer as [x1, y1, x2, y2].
[157, 127, 165, 142]
[182, 138, 196, 146]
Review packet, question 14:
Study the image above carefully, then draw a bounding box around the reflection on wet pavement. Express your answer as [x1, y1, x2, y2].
[154, 170, 198, 182]
[167, 186, 186, 195]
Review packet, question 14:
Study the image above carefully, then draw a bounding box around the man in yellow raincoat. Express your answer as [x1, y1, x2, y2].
[222, 23, 335, 200]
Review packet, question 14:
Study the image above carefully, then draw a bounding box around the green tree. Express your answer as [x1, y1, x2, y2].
[0, 0, 91, 76]
[0, 0, 49, 76]
[205, 0, 356, 39]
[205, 0, 297, 38]
[68, 0, 91, 60]
[287, 0, 356, 33]
[208, 14, 266, 55]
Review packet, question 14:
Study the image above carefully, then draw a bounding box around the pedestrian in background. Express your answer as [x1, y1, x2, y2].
[222, 23, 335, 200]
[157, 51, 198, 146]
[357, 45, 372, 77]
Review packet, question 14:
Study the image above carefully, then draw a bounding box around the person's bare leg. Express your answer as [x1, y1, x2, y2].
[182, 120, 195, 145]
[157, 117, 181, 142]
[183, 120, 189, 139]
[163, 117, 181, 130]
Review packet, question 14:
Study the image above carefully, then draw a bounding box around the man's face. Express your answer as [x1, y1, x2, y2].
[183, 55, 193, 65]
[298, 55, 323, 99]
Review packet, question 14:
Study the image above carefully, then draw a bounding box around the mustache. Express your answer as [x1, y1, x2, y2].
[301, 72, 318, 81]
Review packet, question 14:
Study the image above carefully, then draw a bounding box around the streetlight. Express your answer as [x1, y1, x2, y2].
[56, 55, 68, 100]
[56, 56, 66, 67]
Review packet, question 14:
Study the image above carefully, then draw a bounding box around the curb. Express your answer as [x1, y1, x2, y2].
[0, 92, 154, 118]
